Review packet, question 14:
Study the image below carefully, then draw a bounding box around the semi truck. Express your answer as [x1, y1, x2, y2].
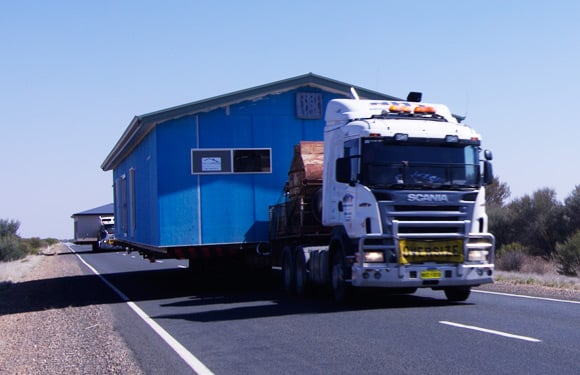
[270, 93, 495, 303]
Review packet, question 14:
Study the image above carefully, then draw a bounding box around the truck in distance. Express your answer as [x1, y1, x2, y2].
[73, 214, 116, 251]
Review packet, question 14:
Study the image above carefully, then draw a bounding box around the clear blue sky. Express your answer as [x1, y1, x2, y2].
[1, 1, 578, 239]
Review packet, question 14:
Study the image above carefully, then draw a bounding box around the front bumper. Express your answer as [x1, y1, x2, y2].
[350, 231, 495, 289]
[351, 263, 494, 288]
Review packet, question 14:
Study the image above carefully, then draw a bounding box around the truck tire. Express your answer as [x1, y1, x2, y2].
[294, 247, 308, 297]
[444, 287, 471, 302]
[282, 246, 295, 295]
[92, 242, 99, 252]
[331, 248, 351, 304]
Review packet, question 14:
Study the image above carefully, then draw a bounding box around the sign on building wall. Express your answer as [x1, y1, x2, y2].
[201, 157, 223, 172]
[192, 150, 232, 174]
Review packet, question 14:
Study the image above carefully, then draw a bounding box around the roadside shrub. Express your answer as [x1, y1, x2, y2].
[0, 235, 28, 262]
[496, 242, 527, 272]
[26, 237, 44, 250]
[0, 219, 57, 262]
[0, 219, 20, 238]
[554, 232, 580, 276]
[20, 237, 58, 253]
[520, 256, 554, 275]
[45, 238, 59, 246]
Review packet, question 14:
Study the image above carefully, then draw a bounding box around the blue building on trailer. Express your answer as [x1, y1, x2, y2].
[101, 73, 399, 260]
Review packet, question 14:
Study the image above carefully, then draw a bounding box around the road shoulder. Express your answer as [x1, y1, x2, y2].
[0, 243, 143, 374]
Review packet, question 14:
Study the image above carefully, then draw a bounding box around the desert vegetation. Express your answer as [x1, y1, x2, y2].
[488, 178, 580, 277]
[0, 219, 59, 262]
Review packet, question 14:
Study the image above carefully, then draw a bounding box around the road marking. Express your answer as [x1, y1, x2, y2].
[474, 289, 580, 305]
[439, 321, 541, 343]
[66, 244, 214, 375]
[177, 265, 187, 269]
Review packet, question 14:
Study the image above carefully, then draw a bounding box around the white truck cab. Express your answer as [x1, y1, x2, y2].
[321, 96, 495, 301]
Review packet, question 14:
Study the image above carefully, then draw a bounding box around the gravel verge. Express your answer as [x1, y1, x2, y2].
[0, 243, 143, 374]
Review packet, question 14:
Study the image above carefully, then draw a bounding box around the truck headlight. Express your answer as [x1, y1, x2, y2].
[468, 250, 489, 262]
[364, 251, 385, 263]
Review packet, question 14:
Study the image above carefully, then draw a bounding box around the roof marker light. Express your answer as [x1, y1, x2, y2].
[414, 106, 436, 114]
[389, 104, 411, 113]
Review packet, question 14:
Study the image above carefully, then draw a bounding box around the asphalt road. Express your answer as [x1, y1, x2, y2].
[69, 244, 580, 375]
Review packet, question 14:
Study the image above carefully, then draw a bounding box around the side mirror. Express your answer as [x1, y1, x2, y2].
[483, 161, 494, 185]
[484, 149, 493, 161]
[336, 158, 351, 184]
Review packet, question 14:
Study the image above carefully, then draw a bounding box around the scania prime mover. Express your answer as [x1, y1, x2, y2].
[270, 93, 495, 303]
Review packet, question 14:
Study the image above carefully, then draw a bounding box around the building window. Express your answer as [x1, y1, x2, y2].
[115, 175, 128, 235]
[129, 168, 136, 235]
[296, 92, 323, 119]
[121, 175, 127, 235]
[344, 139, 360, 182]
[233, 149, 271, 173]
[192, 148, 271, 174]
[114, 178, 121, 233]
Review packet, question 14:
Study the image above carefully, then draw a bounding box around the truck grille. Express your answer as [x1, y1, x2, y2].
[368, 193, 493, 265]
[380, 202, 472, 236]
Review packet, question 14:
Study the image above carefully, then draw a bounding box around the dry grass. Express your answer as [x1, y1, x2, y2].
[494, 254, 580, 291]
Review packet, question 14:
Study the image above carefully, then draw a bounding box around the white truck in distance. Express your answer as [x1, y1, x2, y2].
[271, 92, 495, 303]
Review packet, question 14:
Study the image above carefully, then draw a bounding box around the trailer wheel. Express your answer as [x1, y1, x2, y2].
[294, 247, 308, 297]
[331, 248, 351, 304]
[282, 246, 295, 295]
[444, 287, 471, 302]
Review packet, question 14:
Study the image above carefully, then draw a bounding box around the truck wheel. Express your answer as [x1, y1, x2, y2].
[92, 242, 99, 252]
[444, 287, 471, 302]
[294, 247, 308, 297]
[331, 249, 351, 304]
[282, 246, 295, 295]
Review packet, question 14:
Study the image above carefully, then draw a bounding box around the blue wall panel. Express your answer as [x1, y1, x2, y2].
[197, 113, 259, 244]
[122, 87, 348, 247]
[157, 116, 199, 246]
[199, 175, 258, 244]
[113, 129, 159, 245]
[134, 131, 159, 246]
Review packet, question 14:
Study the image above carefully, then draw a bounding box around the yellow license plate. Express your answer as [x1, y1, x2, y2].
[420, 270, 442, 279]
[399, 239, 464, 264]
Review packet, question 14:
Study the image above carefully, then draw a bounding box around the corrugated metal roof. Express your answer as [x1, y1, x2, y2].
[101, 73, 401, 171]
[72, 203, 114, 217]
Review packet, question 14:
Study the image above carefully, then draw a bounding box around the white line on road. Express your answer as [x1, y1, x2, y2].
[66, 244, 214, 375]
[473, 289, 580, 304]
[439, 321, 541, 343]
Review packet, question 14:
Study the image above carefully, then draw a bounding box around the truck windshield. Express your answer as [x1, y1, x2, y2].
[360, 139, 480, 189]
